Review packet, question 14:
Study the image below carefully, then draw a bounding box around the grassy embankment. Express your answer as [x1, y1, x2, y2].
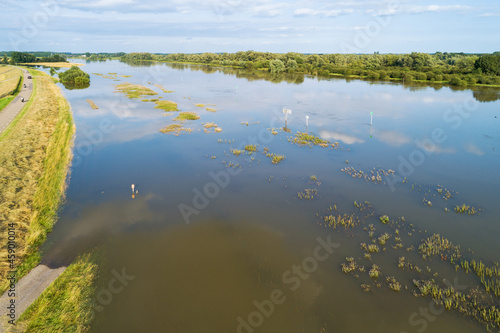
[0, 66, 23, 111]
[0, 68, 100, 332]
[10, 252, 100, 333]
[0, 68, 74, 288]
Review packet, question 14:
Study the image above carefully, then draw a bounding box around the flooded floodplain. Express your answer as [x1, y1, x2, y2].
[36, 59, 500, 332]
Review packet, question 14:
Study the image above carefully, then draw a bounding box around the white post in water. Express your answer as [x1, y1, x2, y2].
[131, 184, 135, 194]
[305, 115, 309, 131]
[283, 108, 292, 124]
[370, 112, 373, 126]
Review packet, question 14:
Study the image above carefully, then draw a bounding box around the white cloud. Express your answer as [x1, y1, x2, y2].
[464, 143, 484, 156]
[478, 13, 499, 17]
[377, 130, 411, 147]
[294, 8, 354, 17]
[370, 4, 470, 16]
[319, 130, 365, 144]
[253, 3, 286, 17]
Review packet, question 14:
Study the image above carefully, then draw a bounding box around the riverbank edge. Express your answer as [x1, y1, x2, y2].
[119, 58, 500, 89]
[0, 68, 74, 293]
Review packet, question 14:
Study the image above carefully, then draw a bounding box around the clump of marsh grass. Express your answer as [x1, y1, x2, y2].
[454, 204, 478, 215]
[386, 276, 401, 291]
[379, 215, 389, 224]
[292, 131, 329, 147]
[231, 149, 244, 156]
[115, 82, 158, 99]
[369, 264, 381, 279]
[297, 189, 318, 200]
[154, 100, 179, 112]
[86, 99, 99, 109]
[244, 145, 257, 152]
[159, 124, 193, 135]
[154, 84, 174, 93]
[174, 111, 200, 121]
[323, 214, 358, 229]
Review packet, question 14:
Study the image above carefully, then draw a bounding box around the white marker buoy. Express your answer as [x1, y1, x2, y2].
[370, 112, 373, 126]
[283, 108, 292, 123]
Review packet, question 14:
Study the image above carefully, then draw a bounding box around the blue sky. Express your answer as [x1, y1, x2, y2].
[1, 0, 499, 53]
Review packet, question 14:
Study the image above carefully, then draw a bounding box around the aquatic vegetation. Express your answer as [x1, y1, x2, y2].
[361, 284, 372, 292]
[292, 131, 328, 147]
[141, 98, 160, 102]
[369, 265, 381, 279]
[271, 154, 285, 164]
[341, 257, 358, 274]
[413, 279, 500, 330]
[154, 84, 174, 93]
[195, 103, 206, 107]
[244, 145, 257, 152]
[379, 215, 389, 224]
[206, 107, 217, 112]
[323, 214, 358, 229]
[115, 82, 158, 99]
[386, 276, 401, 292]
[86, 99, 99, 109]
[231, 149, 244, 156]
[263, 148, 286, 164]
[378, 233, 391, 245]
[159, 124, 192, 135]
[203, 122, 222, 133]
[297, 189, 318, 200]
[436, 185, 453, 200]
[120, 75, 132, 78]
[310, 175, 318, 181]
[154, 100, 179, 112]
[341, 167, 395, 184]
[364, 253, 372, 260]
[418, 234, 461, 260]
[271, 128, 278, 135]
[174, 111, 200, 121]
[361, 243, 380, 253]
[454, 204, 478, 215]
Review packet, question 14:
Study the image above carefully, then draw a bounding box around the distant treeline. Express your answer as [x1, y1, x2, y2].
[2, 51, 67, 64]
[121, 51, 500, 87]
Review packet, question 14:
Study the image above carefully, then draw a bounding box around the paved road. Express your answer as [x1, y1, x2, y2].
[0, 68, 33, 135]
[0, 265, 67, 331]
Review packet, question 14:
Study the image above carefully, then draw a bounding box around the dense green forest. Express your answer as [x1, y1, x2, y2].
[2, 51, 68, 64]
[121, 51, 500, 87]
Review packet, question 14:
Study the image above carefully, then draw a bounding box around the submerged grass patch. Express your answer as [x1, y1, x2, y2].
[203, 122, 222, 133]
[174, 111, 200, 121]
[231, 149, 244, 156]
[115, 82, 158, 99]
[154, 84, 174, 93]
[154, 100, 179, 112]
[159, 124, 193, 135]
[297, 189, 318, 200]
[454, 204, 478, 215]
[292, 131, 329, 147]
[244, 145, 257, 152]
[86, 99, 99, 109]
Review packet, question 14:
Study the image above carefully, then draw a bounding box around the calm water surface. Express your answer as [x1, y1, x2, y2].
[37, 60, 499, 332]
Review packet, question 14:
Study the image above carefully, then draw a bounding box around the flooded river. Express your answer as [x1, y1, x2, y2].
[37, 59, 499, 332]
